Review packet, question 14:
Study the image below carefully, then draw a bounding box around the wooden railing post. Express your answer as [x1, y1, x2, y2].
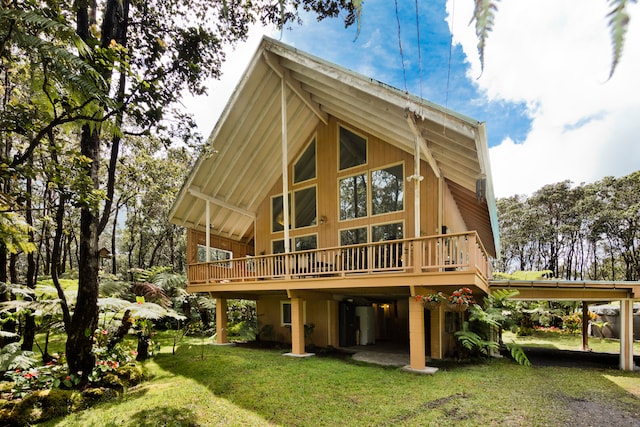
[412, 240, 422, 273]
[467, 233, 477, 271]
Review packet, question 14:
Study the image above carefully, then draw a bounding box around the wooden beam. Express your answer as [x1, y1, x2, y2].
[287, 289, 332, 300]
[406, 112, 441, 179]
[263, 51, 328, 125]
[187, 188, 255, 220]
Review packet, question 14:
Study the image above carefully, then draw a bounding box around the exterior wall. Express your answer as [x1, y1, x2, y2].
[442, 182, 467, 234]
[257, 295, 334, 347]
[186, 228, 254, 264]
[255, 116, 440, 255]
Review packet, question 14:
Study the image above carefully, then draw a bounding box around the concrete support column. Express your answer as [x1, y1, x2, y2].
[430, 303, 444, 360]
[408, 296, 426, 370]
[619, 299, 635, 371]
[290, 297, 305, 355]
[216, 297, 228, 344]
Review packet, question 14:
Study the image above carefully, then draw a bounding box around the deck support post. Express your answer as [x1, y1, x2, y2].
[290, 297, 305, 355]
[619, 298, 635, 371]
[408, 296, 426, 370]
[216, 297, 228, 344]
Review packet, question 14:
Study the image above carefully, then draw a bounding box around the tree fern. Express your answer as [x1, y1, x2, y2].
[470, 0, 498, 74]
[0, 342, 38, 372]
[607, 0, 636, 78]
[469, 1, 635, 78]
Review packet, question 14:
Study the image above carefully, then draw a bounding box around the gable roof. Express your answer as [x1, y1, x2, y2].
[169, 36, 500, 257]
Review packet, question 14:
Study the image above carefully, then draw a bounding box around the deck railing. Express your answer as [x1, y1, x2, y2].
[187, 231, 490, 284]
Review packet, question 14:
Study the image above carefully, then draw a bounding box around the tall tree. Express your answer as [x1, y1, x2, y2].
[3, 0, 359, 379]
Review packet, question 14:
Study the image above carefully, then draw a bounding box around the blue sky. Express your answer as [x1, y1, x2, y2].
[184, 0, 640, 197]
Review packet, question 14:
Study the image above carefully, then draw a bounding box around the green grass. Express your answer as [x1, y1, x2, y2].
[505, 330, 640, 354]
[39, 333, 640, 427]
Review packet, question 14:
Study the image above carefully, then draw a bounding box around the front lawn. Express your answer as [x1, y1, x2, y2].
[40, 334, 640, 427]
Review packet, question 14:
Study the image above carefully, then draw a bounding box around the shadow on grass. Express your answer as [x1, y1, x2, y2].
[107, 407, 199, 427]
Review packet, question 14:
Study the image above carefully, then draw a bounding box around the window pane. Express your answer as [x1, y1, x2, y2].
[339, 174, 367, 220]
[197, 245, 232, 263]
[294, 138, 316, 183]
[272, 194, 291, 233]
[340, 228, 368, 246]
[272, 240, 285, 254]
[295, 235, 317, 251]
[372, 164, 404, 215]
[339, 127, 366, 170]
[294, 187, 316, 228]
[282, 302, 292, 325]
[372, 223, 403, 241]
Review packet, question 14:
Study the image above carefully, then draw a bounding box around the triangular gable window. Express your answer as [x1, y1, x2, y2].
[294, 138, 316, 184]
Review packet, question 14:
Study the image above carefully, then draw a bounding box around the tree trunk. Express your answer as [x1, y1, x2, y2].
[0, 244, 7, 283]
[66, 126, 100, 378]
[22, 171, 37, 351]
[9, 253, 17, 284]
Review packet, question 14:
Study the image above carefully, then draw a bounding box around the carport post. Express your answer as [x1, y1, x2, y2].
[581, 301, 589, 351]
[619, 299, 635, 371]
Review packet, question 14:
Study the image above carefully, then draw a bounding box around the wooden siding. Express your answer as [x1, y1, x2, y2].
[255, 116, 440, 255]
[186, 229, 254, 265]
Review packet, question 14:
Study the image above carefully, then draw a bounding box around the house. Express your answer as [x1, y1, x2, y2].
[169, 36, 500, 372]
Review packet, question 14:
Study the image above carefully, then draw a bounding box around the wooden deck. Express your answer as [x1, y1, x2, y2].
[187, 231, 490, 292]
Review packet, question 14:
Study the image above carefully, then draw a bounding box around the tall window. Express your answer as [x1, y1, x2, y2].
[339, 126, 367, 170]
[339, 174, 367, 220]
[294, 187, 316, 228]
[272, 186, 317, 232]
[294, 138, 316, 183]
[372, 164, 404, 215]
[272, 194, 291, 233]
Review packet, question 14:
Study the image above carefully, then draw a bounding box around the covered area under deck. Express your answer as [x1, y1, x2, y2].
[212, 279, 639, 372]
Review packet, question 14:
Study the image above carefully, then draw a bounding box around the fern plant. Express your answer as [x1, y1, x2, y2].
[454, 289, 531, 366]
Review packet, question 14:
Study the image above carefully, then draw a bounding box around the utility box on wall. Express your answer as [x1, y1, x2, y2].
[356, 306, 376, 345]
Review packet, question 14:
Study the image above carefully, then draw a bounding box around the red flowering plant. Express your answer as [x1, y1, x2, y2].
[447, 287, 475, 306]
[415, 292, 446, 304]
[4, 359, 82, 399]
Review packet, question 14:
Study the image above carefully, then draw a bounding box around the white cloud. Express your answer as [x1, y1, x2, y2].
[449, 0, 640, 197]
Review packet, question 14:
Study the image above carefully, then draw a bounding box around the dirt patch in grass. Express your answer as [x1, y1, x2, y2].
[558, 394, 640, 426]
[375, 392, 468, 426]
